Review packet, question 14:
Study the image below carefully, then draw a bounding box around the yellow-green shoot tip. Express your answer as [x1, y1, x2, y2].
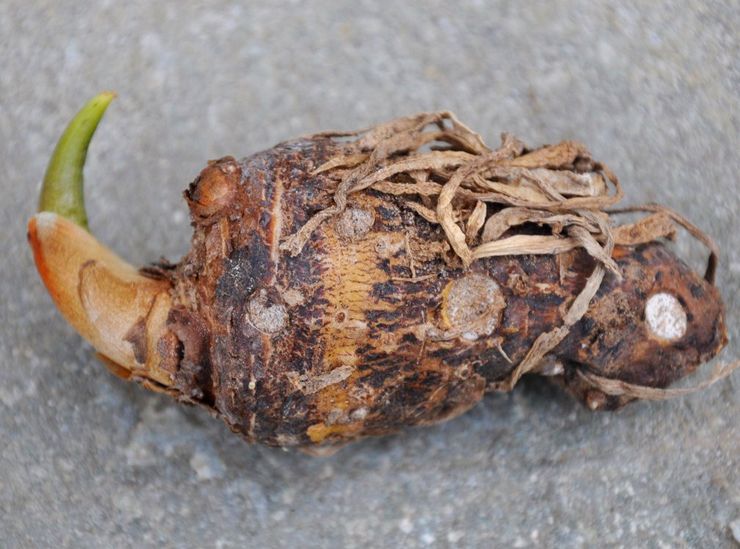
[39, 92, 116, 229]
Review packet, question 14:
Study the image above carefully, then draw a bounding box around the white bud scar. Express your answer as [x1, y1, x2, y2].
[335, 207, 375, 240]
[645, 292, 687, 341]
[247, 289, 288, 335]
[442, 274, 505, 338]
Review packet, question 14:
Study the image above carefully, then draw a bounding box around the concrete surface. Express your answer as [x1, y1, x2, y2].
[1, 1, 738, 547]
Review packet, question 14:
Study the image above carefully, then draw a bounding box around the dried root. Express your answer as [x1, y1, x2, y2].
[282, 112, 731, 395]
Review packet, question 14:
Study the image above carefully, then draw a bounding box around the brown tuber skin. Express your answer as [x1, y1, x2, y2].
[162, 151, 726, 449]
[29, 96, 731, 453]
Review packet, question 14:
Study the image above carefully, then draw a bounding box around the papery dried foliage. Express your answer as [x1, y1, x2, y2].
[281, 112, 733, 395]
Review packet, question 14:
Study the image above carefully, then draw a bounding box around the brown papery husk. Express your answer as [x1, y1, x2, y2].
[281, 112, 729, 396]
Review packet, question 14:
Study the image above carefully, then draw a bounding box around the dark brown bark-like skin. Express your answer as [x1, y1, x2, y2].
[157, 138, 727, 450]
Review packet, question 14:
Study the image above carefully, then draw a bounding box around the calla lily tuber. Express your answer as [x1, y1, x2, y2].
[28, 93, 735, 453]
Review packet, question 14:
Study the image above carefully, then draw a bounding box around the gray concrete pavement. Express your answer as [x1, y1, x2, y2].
[1, 1, 738, 547]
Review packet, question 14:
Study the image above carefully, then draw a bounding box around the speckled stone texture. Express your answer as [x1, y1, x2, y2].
[1, 1, 738, 547]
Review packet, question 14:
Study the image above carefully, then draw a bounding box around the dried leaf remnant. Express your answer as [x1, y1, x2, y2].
[281, 112, 725, 395]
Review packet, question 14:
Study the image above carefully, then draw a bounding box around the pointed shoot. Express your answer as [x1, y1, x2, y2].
[30, 92, 174, 387]
[39, 92, 116, 229]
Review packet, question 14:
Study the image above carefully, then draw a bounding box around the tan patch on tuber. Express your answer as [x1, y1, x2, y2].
[287, 364, 355, 395]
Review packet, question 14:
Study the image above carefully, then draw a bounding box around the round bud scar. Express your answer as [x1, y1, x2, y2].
[442, 273, 505, 338]
[645, 292, 687, 341]
[247, 289, 288, 335]
[335, 207, 375, 240]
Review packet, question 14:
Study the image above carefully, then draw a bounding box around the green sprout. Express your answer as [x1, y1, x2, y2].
[39, 92, 116, 229]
